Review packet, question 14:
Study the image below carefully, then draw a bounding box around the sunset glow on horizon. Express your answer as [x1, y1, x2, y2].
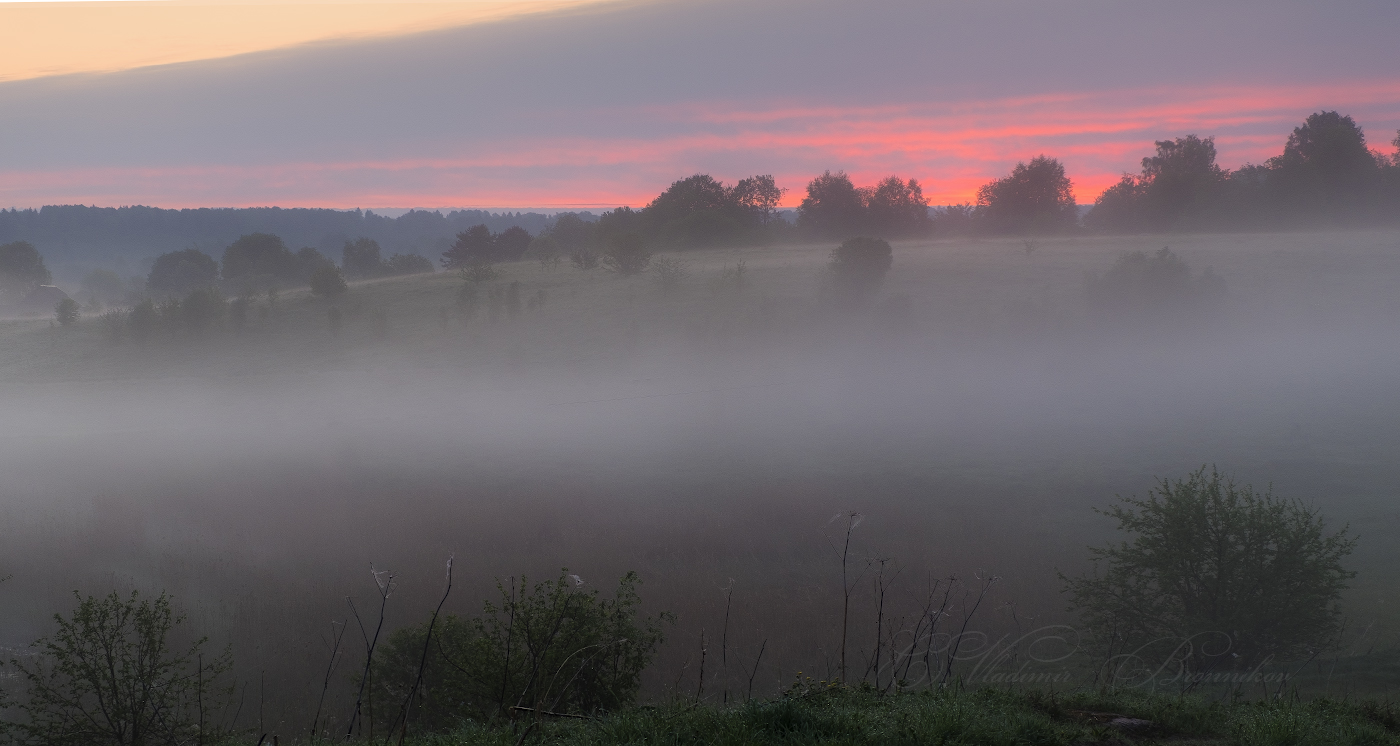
[3, 81, 1398, 211]
[2, 0, 1398, 212]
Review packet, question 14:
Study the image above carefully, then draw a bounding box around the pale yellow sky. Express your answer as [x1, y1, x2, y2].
[0, 0, 596, 82]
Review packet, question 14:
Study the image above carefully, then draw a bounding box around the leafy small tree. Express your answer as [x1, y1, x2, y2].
[371, 571, 669, 731]
[1063, 466, 1356, 675]
[309, 264, 348, 299]
[827, 236, 893, 305]
[6, 590, 231, 746]
[55, 297, 79, 327]
[601, 233, 651, 275]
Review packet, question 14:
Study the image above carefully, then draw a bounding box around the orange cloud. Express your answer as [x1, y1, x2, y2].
[3, 80, 1398, 208]
[0, 0, 601, 82]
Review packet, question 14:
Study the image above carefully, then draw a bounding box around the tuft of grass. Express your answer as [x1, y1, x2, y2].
[371, 686, 1400, 746]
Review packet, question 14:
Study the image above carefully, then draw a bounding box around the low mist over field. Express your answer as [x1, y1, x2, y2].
[4, 228, 1400, 731]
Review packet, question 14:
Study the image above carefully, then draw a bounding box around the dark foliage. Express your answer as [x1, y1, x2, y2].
[1064, 466, 1356, 673]
[827, 236, 894, 305]
[797, 171, 867, 239]
[54, 297, 79, 327]
[0, 240, 52, 300]
[601, 233, 652, 275]
[1087, 112, 1400, 232]
[1086, 247, 1224, 321]
[309, 264, 348, 298]
[370, 571, 669, 731]
[146, 248, 219, 298]
[221, 232, 298, 283]
[442, 224, 533, 267]
[5, 590, 231, 746]
[976, 155, 1078, 234]
[342, 237, 384, 279]
[384, 253, 434, 275]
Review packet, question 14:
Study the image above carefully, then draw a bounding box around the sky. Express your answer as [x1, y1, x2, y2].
[1, 0, 1398, 209]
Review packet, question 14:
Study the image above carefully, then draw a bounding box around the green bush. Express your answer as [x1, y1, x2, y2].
[4, 590, 231, 746]
[601, 234, 652, 276]
[1064, 465, 1355, 678]
[371, 570, 670, 731]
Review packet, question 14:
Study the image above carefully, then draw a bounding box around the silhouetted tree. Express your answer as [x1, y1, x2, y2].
[0, 240, 52, 301]
[602, 233, 652, 275]
[548, 213, 595, 250]
[147, 248, 218, 298]
[343, 237, 384, 279]
[494, 226, 533, 261]
[441, 225, 496, 268]
[731, 174, 786, 223]
[222, 233, 297, 283]
[309, 264, 348, 299]
[866, 176, 931, 237]
[1087, 136, 1226, 233]
[798, 171, 866, 238]
[1267, 111, 1380, 212]
[976, 155, 1078, 234]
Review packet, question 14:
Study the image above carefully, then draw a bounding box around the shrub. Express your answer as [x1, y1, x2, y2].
[651, 255, 689, 294]
[384, 253, 434, 276]
[146, 249, 218, 298]
[827, 236, 893, 304]
[569, 249, 599, 271]
[1086, 246, 1224, 319]
[128, 299, 158, 342]
[708, 261, 748, 295]
[99, 309, 126, 342]
[55, 297, 79, 327]
[371, 570, 670, 731]
[1063, 466, 1356, 676]
[180, 287, 226, 332]
[309, 264, 348, 298]
[601, 233, 651, 275]
[5, 590, 231, 746]
[460, 261, 499, 284]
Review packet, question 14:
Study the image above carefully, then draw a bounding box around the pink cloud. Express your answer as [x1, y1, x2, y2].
[4, 81, 1398, 209]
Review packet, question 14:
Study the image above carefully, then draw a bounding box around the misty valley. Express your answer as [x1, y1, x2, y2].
[4, 224, 1400, 743]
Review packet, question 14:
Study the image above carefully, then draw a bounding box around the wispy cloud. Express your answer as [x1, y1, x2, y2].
[3, 81, 1398, 209]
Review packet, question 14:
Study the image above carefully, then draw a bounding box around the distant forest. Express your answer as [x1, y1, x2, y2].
[4, 110, 1399, 278]
[0, 207, 564, 269]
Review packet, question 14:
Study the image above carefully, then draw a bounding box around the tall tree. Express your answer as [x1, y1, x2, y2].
[440, 225, 494, 268]
[1268, 111, 1379, 207]
[976, 155, 1078, 234]
[342, 237, 384, 279]
[221, 233, 297, 281]
[1087, 135, 1225, 232]
[866, 176, 931, 237]
[147, 248, 218, 297]
[797, 170, 866, 238]
[0, 240, 52, 300]
[731, 174, 786, 223]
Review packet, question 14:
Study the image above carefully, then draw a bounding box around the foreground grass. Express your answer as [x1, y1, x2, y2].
[346, 686, 1400, 746]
